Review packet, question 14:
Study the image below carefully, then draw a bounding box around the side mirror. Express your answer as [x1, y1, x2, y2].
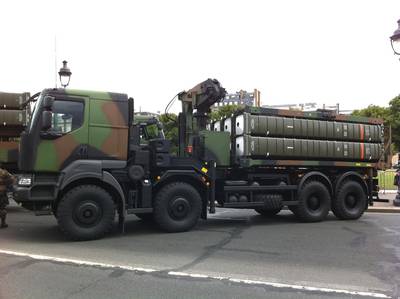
[41, 110, 52, 131]
[43, 96, 55, 109]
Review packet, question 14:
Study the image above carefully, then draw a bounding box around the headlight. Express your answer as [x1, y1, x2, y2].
[18, 176, 32, 186]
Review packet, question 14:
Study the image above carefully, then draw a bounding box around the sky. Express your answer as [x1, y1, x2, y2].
[0, 0, 399, 113]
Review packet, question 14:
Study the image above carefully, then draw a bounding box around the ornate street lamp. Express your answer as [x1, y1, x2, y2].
[58, 60, 72, 88]
[390, 19, 400, 56]
[390, 19, 400, 206]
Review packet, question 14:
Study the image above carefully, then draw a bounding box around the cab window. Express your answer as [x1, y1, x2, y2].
[51, 100, 84, 133]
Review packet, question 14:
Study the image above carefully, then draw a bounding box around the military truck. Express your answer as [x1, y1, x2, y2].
[0, 92, 31, 171]
[13, 80, 388, 240]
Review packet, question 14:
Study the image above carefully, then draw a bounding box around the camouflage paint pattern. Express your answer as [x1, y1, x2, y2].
[0, 141, 19, 164]
[24, 89, 129, 173]
[88, 93, 128, 161]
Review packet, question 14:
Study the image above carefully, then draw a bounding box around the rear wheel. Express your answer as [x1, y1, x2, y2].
[57, 185, 115, 241]
[292, 181, 331, 222]
[332, 180, 367, 220]
[154, 182, 202, 233]
[254, 207, 281, 216]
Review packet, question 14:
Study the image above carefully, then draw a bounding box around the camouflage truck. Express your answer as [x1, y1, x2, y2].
[13, 80, 389, 240]
[0, 92, 30, 171]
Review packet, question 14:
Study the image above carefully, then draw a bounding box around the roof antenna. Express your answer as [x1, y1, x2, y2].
[54, 36, 57, 88]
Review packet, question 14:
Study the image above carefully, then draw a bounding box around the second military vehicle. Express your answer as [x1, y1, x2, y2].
[13, 79, 387, 240]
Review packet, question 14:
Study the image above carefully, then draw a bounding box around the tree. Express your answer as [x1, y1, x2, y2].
[209, 104, 242, 121]
[388, 95, 400, 151]
[351, 105, 389, 120]
[351, 98, 400, 150]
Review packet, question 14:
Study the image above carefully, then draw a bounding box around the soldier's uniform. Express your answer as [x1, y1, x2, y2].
[0, 168, 15, 228]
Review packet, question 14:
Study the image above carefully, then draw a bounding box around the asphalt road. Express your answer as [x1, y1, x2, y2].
[0, 204, 399, 299]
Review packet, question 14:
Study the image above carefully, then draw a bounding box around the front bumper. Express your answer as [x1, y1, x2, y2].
[13, 173, 59, 204]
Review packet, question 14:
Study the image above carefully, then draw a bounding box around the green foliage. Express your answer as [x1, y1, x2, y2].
[209, 104, 242, 121]
[352, 105, 389, 120]
[159, 113, 178, 154]
[351, 96, 400, 150]
[388, 95, 400, 151]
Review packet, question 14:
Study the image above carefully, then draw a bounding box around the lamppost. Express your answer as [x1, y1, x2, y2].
[58, 60, 72, 88]
[390, 20, 400, 206]
[390, 19, 400, 56]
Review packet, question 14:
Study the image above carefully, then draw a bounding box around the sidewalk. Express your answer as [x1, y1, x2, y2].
[367, 192, 400, 213]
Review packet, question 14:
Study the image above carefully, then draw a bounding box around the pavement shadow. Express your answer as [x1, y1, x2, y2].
[2, 209, 358, 244]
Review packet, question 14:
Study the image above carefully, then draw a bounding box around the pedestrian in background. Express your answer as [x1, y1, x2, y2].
[0, 168, 15, 228]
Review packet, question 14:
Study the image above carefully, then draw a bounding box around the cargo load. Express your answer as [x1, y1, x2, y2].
[212, 107, 384, 164]
[0, 92, 29, 109]
[0, 91, 30, 169]
[0, 110, 27, 127]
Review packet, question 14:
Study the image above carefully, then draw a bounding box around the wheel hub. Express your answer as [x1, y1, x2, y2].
[307, 195, 320, 211]
[75, 202, 101, 225]
[345, 194, 357, 209]
[169, 197, 191, 220]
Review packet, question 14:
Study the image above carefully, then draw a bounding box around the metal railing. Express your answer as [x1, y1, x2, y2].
[378, 170, 397, 193]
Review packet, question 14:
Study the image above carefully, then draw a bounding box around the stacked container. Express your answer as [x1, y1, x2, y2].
[215, 108, 384, 163]
[0, 92, 30, 167]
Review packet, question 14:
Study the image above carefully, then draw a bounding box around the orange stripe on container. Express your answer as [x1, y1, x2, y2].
[360, 124, 364, 141]
[360, 143, 364, 160]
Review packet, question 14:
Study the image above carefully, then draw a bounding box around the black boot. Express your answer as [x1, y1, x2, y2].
[0, 215, 7, 229]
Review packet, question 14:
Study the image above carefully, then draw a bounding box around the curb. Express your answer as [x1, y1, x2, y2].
[366, 207, 400, 214]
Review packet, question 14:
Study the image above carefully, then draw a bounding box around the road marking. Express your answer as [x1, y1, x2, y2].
[0, 249, 390, 298]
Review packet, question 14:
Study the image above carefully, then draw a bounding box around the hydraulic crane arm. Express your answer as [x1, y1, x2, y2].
[178, 78, 226, 114]
[177, 79, 226, 156]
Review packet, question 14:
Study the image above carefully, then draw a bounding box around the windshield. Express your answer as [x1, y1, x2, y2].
[28, 93, 42, 132]
[144, 123, 161, 139]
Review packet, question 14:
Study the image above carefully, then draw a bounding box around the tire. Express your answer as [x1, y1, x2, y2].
[332, 180, 367, 220]
[254, 207, 281, 216]
[57, 185, 116, 241]
[135, 213, 154, 222]
[292, 181, 331, 222]
[154, 182, 202, 233]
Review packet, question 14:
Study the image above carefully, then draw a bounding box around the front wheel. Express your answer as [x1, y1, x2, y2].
[57, 185, 115, 241]
[154, 182, 202, 233]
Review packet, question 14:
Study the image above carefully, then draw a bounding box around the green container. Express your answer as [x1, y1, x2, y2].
[0, 110, 27, 127]
[0, 92, 30, 109]
[234, 112, 382, 143]
[235, 135, 382, 162]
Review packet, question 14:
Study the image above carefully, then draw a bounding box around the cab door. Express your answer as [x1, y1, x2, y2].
[34, 96, 89, 172]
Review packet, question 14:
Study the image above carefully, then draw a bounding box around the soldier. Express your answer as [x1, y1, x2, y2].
[0, 168, 15, 228]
